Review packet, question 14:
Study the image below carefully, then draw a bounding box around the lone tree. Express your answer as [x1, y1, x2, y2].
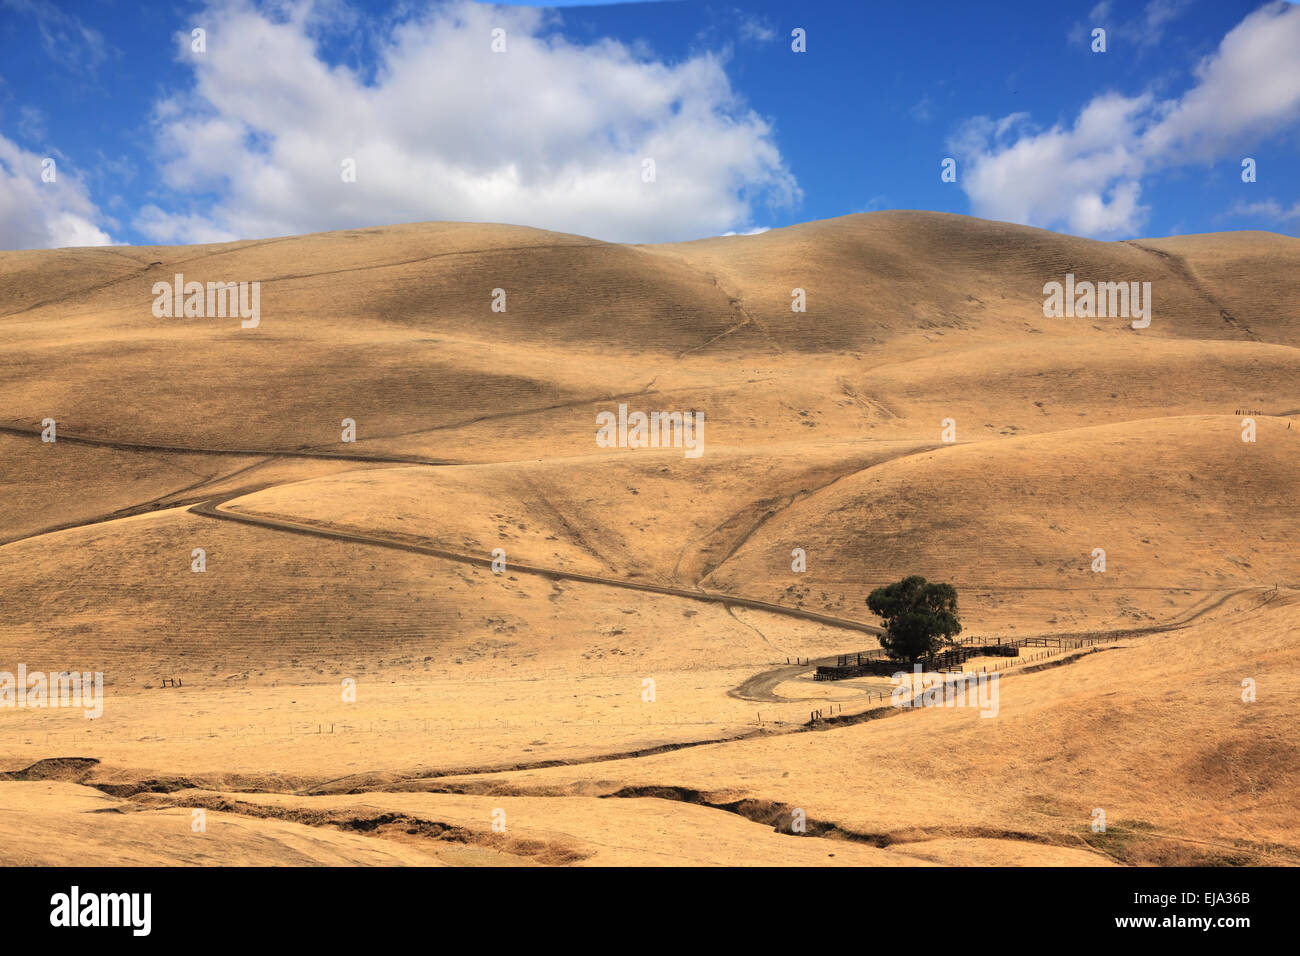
[867, 575, 962, 663]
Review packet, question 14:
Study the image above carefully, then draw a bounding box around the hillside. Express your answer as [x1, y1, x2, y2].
[1, 210, 1296, 867]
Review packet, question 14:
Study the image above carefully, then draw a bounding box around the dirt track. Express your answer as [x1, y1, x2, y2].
[189, 492, 889, 636]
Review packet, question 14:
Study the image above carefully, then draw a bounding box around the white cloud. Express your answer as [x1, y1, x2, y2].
[1140, 2, 1300, 162]
[737, 14, 776, 44]
[956, 1, 1300, 238]
[140, 0, 799, 244]
[0, 0, 109, 72]
[951, 93, 1151, 237]
[1072, 0, 1191, 50]
[1142, 0, 1191, 39]
[0, 133, 115, 249]
[133, 205, 239, 244]
[1225, 198, 1300, 223]
[17, 105, 46, 142]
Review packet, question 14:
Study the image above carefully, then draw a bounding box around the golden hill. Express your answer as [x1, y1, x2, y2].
[0, 210, 1296, 866]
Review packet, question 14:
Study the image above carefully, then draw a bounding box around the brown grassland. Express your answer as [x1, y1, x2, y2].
[0, 210, 1296, 866]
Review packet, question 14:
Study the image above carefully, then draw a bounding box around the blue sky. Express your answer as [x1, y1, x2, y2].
[0, 0, 1297, 248]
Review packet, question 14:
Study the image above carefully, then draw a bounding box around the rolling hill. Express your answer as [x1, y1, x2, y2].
[1, 211, 1296, 867]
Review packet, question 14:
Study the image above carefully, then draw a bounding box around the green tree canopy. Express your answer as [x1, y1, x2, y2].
[866, 575, 962, 662]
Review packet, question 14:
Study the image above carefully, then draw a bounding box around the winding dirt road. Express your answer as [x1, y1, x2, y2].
[189, 492, 889, 635]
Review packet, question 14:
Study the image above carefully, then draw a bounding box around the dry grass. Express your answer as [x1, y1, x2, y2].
[0, 211, 1296, 866]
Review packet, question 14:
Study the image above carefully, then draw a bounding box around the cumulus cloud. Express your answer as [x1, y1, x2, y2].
[955, 1, 1300, 238]
[950, 94, 1152, 237]
[1139, 2, 1300, 162]
[139, 0, 799, 244]
[0, 133, 115, 249]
